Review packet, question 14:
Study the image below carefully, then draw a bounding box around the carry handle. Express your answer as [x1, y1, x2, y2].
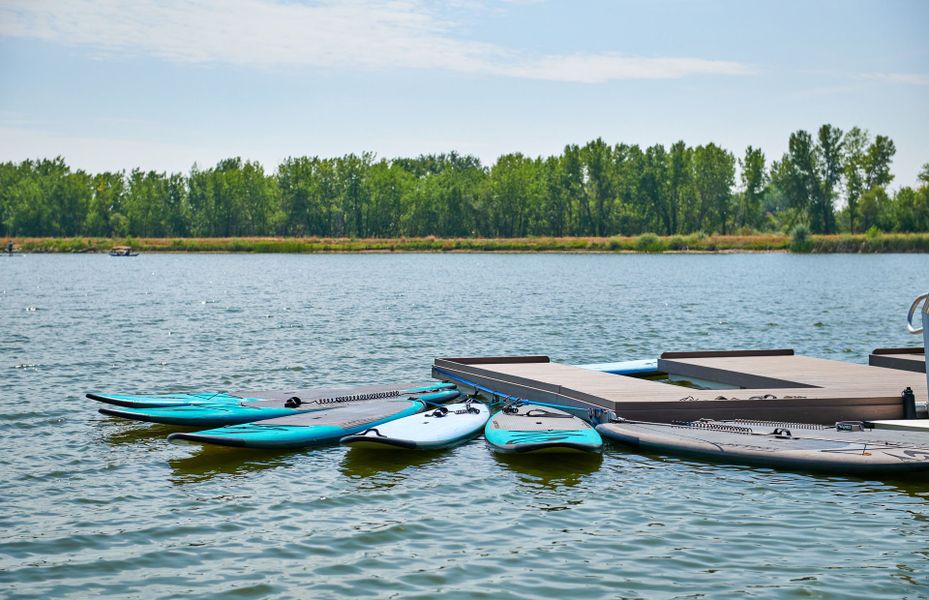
[906, 292, 929, 334]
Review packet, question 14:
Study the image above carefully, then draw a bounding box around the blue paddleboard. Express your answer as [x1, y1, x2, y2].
[87, 381, 455, 409]
[98, 389, 459, 427]
[168, 398, 424, 449]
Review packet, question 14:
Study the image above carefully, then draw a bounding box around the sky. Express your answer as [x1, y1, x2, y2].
[0, 0, 927, 186]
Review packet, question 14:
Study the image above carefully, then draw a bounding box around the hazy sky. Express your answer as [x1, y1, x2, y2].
[1, 0, 927, 185]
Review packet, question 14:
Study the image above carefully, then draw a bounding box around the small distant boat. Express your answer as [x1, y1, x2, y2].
[109, 246, 139, 257]
[3, 242, 23, 257]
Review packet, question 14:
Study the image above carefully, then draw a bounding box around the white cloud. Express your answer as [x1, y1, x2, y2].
[504, 53, 751, 83]
[0, 0, 751, 83]
[866, 72, 929, 86]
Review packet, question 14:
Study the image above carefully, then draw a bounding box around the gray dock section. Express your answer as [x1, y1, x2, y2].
[869, 347, 926, 373]
[433, 350, 928, 424]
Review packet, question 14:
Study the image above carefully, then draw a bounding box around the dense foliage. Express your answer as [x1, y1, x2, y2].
[1, 125, 927, 238]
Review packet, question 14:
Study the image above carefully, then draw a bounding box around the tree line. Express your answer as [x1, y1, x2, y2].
[1, 125, 927, 239]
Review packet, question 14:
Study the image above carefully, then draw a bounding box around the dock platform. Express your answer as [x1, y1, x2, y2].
[433, 349, 928, 424]
[869, 347, 926, 373]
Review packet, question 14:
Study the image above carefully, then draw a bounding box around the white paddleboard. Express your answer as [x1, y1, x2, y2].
[341, 401, 489, 450]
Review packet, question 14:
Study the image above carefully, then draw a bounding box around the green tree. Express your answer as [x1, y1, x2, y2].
[485, 153, 542, 237]
[813, 124, 843, 234]
[692, 144, 736, 234]
[641, 144, 671, 234]
[842, 127, 869, 233]
[857, 186, 891, 232]
[738, 146, 766, 229]
[864, 135, 896, 189]
[84, 172, 125, 236]
[667, 141, 691, 234]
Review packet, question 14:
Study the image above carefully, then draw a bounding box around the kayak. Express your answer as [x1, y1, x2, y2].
[98, 388, 459, 427]
[341, 400, 489, 450]
[597, 418, 929, 474]
[484, 404, 602, 454]
[578, 358, 659, 376]
[167, 397, 424, 449]
[87, 381, 456, 409]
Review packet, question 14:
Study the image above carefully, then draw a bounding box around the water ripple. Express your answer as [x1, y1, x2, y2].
[1, 254, 928, 598]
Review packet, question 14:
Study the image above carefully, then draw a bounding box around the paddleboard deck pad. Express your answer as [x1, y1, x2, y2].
[485, 404, 602, 454]
[97, 388, 459, 427]
[167, 397, 424, 449]
[597, 418, 929, 474]
[87, 381, 455, 409]
[341, 400, 489, 450]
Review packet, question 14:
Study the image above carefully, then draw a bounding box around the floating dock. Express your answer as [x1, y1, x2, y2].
[869, 347, 926, 373]
[433, 349, 928, 424]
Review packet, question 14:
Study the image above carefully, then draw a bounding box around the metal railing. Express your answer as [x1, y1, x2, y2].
[906, 292, 929, 334]
[907, 292, 929, 407]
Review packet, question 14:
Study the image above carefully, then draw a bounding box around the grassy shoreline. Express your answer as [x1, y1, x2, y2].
[8, 233, 929, 254]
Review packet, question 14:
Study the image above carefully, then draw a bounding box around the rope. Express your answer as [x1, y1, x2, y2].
[730, 418, 829, 431]
[672, 420, 755, 435]
[314, 389, 402, 404]
[283, 387, 451, 409]
[433, 368, 587, 414]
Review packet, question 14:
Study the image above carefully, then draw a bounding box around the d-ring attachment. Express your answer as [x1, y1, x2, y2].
[906, 292, 929, 334]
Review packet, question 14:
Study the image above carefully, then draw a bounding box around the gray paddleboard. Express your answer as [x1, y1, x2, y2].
[597, 418, 929, 474]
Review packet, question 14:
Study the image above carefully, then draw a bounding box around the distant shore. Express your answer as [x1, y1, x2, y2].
[7, 233, 929, 254]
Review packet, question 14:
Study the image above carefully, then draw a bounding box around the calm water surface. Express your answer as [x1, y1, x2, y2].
[1, 253, 928, 599]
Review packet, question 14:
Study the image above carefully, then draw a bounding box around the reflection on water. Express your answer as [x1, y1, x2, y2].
[99, 420, 189, 445]
[493, 450, 603, 489]
[167, 446, 298, 484]
[340, 446, 449, 482]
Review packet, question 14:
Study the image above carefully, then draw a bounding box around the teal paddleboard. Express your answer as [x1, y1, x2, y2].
[485, 404, 603, 454]
[99, 389, 459, 427]
[87, 381, 455, 409]
[168, 398, 424, 449]
[86, 391, 245, 408]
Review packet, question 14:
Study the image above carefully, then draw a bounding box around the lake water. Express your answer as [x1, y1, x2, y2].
[2, 253, 928, 598]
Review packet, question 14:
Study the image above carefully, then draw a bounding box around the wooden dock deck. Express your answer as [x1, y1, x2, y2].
[869, 347, 926, 373]
[432, 350, 928, 424]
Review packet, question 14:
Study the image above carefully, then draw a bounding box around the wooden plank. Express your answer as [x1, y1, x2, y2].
[660, 349, 794, 359]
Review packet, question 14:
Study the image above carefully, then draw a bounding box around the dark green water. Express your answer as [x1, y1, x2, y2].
[2, 253, 928, 599]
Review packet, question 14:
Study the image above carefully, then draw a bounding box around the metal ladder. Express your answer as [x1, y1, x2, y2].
[907, 291, 929, 402]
